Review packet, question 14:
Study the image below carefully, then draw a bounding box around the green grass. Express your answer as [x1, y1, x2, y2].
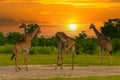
[43, 75, 120, 80]
[1, 53, 120, 66]
[1, 54, 120, 80]
[14, 75, 120, 80]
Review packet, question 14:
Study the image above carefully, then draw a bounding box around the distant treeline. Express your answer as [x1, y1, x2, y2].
[0, 31, 120, 55]
[0, 18, 120, 55]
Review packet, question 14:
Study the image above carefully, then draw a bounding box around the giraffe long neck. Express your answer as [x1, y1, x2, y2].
[25, 27, 39, 41]
[24, 27, 27, 35]
[92, 26, 102, 38]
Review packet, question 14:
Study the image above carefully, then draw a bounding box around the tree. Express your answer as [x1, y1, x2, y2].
[6, 32, 24, 44]
[75, 31, 87, 55]
[75, 31, 87, 39]
[0, 32, 6, 45]
[27, 24, 39, 34]
[101, 18, 120, 39]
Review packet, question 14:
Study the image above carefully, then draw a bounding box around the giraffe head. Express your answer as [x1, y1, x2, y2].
[89, 23, 95, 29]
[19, 23, 26, 28]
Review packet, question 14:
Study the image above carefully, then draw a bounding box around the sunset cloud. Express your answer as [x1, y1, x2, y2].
[1, 0, 120, 9]
[0, 18, 40, 26]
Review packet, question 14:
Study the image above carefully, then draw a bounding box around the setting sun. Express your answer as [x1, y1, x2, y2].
[69, 24, 77, 31]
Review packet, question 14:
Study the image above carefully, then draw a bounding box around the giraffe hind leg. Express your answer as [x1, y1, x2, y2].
[108, 51, 112, 65]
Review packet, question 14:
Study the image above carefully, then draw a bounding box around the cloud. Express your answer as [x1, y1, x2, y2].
[0, 18, 40, 26]
[109, 0, 120, 3]
[0, 17, 56, 28]
[0, 18, 20, 26]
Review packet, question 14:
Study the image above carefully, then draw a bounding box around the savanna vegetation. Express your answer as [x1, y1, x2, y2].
[0, 18, 120, 55]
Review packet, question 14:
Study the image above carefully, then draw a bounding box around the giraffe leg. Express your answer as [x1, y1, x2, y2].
[21, 53, 25, 69]
[99, 47, 103, 65]
[24, 53, 29, 71]
[108, 52, 112, 65]
[60, 53, 63, 70]
[71, 45, 75, 70]
[15, 55, 21, 72]
[55, 53, 60, 70]
[55, 46, 61, 70]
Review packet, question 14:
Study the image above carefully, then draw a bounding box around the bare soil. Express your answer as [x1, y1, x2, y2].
[1, 65, 120, 79]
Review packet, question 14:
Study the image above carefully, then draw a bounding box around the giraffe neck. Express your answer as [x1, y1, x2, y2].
[92, 26, 102, 38]
[25, 27, 39, 41]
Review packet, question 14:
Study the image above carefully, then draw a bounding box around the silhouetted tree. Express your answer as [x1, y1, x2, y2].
[75, 31, 87, 39]
[101, 18, 120, 39]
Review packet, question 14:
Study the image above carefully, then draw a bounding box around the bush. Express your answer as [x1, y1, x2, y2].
[112, 39, 120, 54]
[30, 46, 57, 54]
[75, 38, 98, 55]
[0, 44, 14, 54]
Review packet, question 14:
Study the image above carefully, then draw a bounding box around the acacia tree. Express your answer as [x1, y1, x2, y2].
[101, 18, 120, 39]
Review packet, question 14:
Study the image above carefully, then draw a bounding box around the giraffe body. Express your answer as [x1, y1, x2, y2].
[89, 24, 112, 65]
[55, 32, 75, 70]
[11, 25, 40, 71]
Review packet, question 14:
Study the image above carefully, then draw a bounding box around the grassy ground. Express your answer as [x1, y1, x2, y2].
[1, 54, 120, 66]
[7, 75, 120, 80]
[1, 54, 120, 80]
[45, 75, 120, 80]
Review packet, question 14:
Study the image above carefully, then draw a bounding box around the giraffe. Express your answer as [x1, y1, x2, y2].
[89, 23, 112, 65]
[11, 25, 40, 71]
[19, 23, 28, 35]
[55, 32, 75, 70]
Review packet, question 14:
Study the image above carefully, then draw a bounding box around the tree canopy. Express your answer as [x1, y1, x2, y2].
[101, 18, 120, 39]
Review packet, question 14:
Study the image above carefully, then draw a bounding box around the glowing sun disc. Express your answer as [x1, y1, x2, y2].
[69, 24, 77, 31]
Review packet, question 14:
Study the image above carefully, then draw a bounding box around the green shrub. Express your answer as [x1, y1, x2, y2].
[0, 44, 14, 54]
[30, 46, 57, 54]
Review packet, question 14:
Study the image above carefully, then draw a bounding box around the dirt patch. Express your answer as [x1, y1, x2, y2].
[0, 65, 120, 79]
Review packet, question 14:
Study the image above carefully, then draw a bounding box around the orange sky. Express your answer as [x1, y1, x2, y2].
[0, 0, 120, 37]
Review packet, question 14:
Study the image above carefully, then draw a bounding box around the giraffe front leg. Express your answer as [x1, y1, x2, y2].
[108, 52, 112, 65]
[25, 54, 29, 71]
[55, 46, 62, 70]
[55, 53, 60, 70]
[15, 56, 21, 72]
[99, 47, 103, 65]
[60, 53, 63, 70]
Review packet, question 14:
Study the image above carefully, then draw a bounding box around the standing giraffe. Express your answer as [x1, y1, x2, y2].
[11, 25, 40, 71]
[89, 23, 112, 65]
[19, 23, 28, 35]
[55, 32, 75, 70]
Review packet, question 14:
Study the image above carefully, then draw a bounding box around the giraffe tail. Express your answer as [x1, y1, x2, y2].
[11, 54, 15, 60]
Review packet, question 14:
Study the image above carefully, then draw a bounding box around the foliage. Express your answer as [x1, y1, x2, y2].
[30, 46, 57, 55]
[6, 32, 24, 44]
[112, 39, 120, 54]
[75, 31, 98, 55]
[101, 18, 120, 39]
[75, 38, 98, 55]
[0, 44, 13, 54]
[75, 31, 87, 39]
[32, 36, 57, 47]
[0, 32, 7, 45]
[27, 24, 39, 34]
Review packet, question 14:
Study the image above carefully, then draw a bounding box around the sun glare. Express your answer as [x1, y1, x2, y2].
[69, 24, 77, 31]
